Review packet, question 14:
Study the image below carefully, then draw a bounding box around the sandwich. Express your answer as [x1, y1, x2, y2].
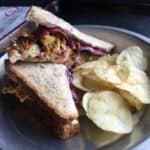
[1, 6, 114, 140]
[6, 6, 114, 65]
[2, 61, 79, 139]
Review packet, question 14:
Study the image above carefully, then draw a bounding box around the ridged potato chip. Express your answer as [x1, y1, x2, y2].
[73, 46, 150, 111]
[82, 92, 94, 112]
[82, 91, 133, 134]
[74, 60, 97, 72]
[99, 54, 118, 65]
[82, 75, 114, 91]
[73, 56, 117, 91]
[94, 61, 150, 107]
[115, 67, 150, 104]
[119, 90, 143, 111]
[116, 46, 147, 71]
[82, 76, 105, 91]
[74, 54, 117, 71]
[73, 71, 113, 92]
[94, 65, 122, 85]
[72, 71, 90, 92]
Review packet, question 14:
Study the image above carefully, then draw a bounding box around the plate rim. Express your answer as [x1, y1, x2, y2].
[76, 25, 150, 45]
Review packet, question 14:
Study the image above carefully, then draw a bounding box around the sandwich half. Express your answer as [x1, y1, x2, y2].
[2, 61, 79, 139]
[6, 6, 114, 65]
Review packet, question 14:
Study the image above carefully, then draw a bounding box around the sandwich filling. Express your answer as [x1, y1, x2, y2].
[6, 26, 107, 65]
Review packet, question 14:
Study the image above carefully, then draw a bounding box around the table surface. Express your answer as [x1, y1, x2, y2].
[0, 6, 150, 150]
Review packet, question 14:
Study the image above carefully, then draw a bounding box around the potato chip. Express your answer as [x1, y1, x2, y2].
[100, 54, 118, 65]
[94, 64, 122, 85]
[82, 91, 133, 134]
[73, 47, 150, 110]
[82, 77, 104, 91]
[94, 60, 150, 107]
[82, 92, 94, 111]
[115, 67, 150, 104]
[73, 71, 112, 92]
[72, 71, 90, 91]
[74, 60, 97, 71]
[119, 90, 143, 111]
[116, 46, 147, 71]
[73, 58, 116, 91]
[115, 65, 130, 82]
[82, 76, 114, 91]
[74, 54, 117, 72]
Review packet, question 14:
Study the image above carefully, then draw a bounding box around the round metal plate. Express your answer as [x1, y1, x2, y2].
[0, 25, 150, 150]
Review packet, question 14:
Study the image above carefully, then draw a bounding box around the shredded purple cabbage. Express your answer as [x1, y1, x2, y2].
[38, 26, 49, 37]
[49, 27, 68, 38]
[66, 69, 79, 104]
[71, 89, 79, 105]
[67, 38, 78, 50]
[66, 69, 73, 84]
[38, 26, 107, 56]
[79, 46, 106, 55]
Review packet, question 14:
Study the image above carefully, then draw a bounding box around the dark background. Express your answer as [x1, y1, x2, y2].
[1, 0, 150, 6]
[0, 0, 150, 40]
[59, 1, 150, 37]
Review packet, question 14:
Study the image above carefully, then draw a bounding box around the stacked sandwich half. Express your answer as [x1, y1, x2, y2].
[2, 6, 113, 139]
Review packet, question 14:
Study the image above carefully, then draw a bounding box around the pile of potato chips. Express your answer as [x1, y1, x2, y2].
[73, 46, 150, 134]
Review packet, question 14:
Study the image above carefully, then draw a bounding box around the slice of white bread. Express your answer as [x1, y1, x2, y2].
[26, 6, 114, 52]
[4, 61, 79, 121]
[2, 74, 80, 139]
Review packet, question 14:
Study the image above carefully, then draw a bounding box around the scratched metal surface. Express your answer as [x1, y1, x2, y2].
[0, 7, 29, 40]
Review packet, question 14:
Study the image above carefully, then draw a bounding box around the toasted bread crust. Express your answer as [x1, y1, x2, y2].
[26, 6, 114, 52]
[53, 121, 80, 139]
[5, 61, 79, 121]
